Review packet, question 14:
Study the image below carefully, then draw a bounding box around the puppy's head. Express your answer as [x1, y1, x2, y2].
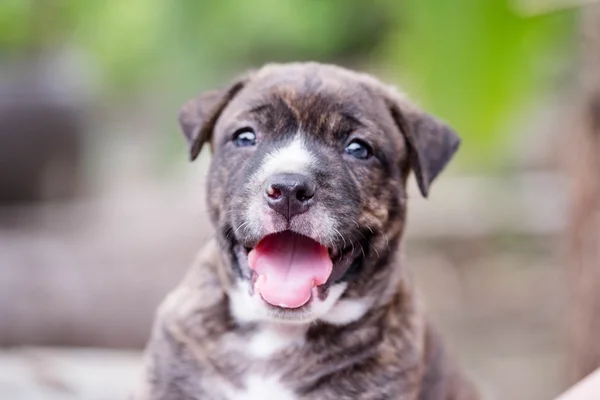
[180, 63, 459, 324]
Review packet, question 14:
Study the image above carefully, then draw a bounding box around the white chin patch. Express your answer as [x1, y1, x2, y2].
[229, 279, 361, 325]
[317, 295, 372, 325]
[228, 280, 275, 324]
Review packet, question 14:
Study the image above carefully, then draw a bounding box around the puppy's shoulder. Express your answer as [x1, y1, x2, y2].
[134, 240, 230, 400]
[148, 239, 231, 353]
[156, 239, 226, 321]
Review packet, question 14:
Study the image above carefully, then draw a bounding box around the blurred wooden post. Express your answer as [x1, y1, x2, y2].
[566, 3, 600, 385]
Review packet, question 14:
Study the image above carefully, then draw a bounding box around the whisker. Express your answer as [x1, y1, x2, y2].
[378, 228, 390, 252]
[331, 227, 347, 249]
[234, 220, 251, 236]
[358, 242, 366, 259]
[353, 225, 368, 241]
[372, 245, 380, 259]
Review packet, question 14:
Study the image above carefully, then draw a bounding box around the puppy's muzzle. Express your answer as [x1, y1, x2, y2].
[265, 173, 316, 221]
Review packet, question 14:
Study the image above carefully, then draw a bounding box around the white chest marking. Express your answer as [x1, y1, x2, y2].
[246, 325, 305, 358]
[235, 374, 297, 400]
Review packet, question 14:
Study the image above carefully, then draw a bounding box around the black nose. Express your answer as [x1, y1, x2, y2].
[265, 173, 316, 220]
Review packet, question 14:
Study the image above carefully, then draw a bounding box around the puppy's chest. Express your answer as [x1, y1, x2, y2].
[212, 326, 307, 400]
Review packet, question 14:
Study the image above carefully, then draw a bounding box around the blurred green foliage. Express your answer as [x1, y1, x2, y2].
[379, 0, 575, 167]
[0, 0, 576, 170]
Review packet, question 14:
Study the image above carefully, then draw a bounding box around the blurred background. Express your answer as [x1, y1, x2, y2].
[1, 0, 599, 399]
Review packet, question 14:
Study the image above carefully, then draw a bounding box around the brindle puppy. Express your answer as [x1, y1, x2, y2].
[135, 63, 479, 400]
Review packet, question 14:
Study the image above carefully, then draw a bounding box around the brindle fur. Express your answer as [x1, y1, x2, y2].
[135, 63, 479, 400]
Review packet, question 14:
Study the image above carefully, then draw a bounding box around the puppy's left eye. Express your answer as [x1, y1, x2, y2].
[345, 139, 372, 160]
[233, 128, 257, 147]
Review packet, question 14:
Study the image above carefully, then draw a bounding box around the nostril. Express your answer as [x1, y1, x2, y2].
[296, 189, 312, 202]
[264, 173, 316, 220]
[267, 185, 282, 199]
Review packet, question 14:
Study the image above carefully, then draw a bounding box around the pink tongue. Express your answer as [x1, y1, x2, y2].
[248, 231, 332, 308]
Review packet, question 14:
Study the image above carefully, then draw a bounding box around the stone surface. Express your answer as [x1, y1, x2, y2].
[0, 347, 142, 400]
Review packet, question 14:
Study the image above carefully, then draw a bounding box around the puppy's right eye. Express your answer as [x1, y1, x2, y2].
[345, 139, 372, 160]
[233, 128, 257, 147]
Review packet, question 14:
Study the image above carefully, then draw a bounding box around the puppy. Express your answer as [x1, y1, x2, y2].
[135, 63, 479, 400]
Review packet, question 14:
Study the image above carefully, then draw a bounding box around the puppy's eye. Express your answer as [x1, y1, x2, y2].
[344, 139, 372, 160]
[233, 128, 257, 147]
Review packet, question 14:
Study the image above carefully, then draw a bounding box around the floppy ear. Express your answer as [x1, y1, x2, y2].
[179, 76, 249, 161]
[386, 92, 460, 198]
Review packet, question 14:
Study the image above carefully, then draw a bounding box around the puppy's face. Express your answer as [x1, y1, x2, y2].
[179, 63, 459, 324]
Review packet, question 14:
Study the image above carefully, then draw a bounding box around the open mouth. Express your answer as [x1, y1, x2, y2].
[239, 230, 357, 309]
